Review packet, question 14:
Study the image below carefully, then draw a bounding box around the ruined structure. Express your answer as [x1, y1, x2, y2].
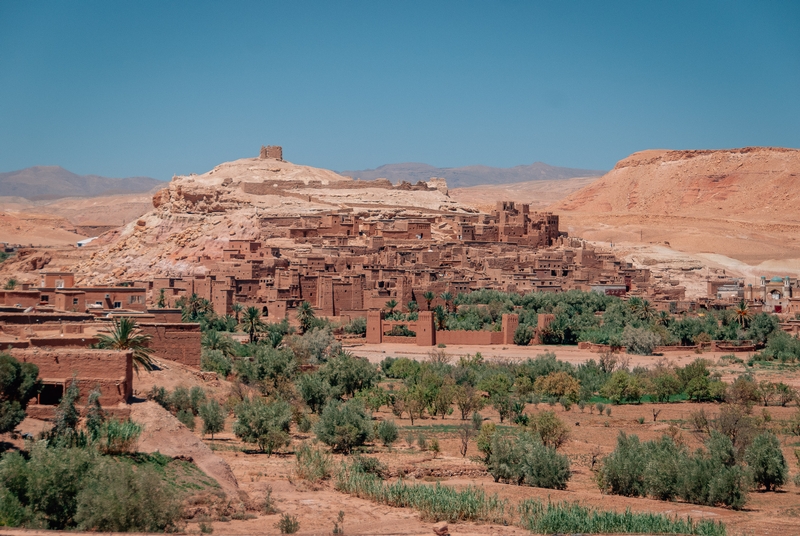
[259, 145, 283, 160]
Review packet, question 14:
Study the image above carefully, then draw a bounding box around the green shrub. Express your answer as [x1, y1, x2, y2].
[598, 432, 648, 497]
[385, 357, 421, 379]
[343, 316, 367, 335]
[528, 410, 570, 450]
[351, 454, 387, 478]
[476, 422, 497, 462]
[199, 400, 226, 439]
[745, 432, 787, 491]
[417, 433, 428, 451]
[355, 385, 390, 412]
[599, 431, 749, 509]
[0, 444, 95, 529]
[233, 397, 292, 455]
[315, 399, 373, 454]
[297, 372, 335, 414]
[294, 443, 332, 483]
[74, 459, 182, 532]
[0, 353, 41, 434]
[177, 409, 196, 431]
[147, 385, 169, 408]
[622, 325, 660, 355]
[534, 371, 580, 402]
[321, 352, 378, 397]
[297, 413, 314, 433]
[276, 513, 299, 534]
[488, 433, 571, 489]
[376, 419, 398, 447]
[201, 349, 233, 377]
[600, 370, 644, 404]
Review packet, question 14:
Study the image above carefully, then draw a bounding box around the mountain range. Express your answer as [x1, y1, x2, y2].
[339, 162, 605, 188]
[0, 166, 163, 200]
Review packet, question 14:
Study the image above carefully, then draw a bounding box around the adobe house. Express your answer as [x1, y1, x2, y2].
[10, 348, 133, 417]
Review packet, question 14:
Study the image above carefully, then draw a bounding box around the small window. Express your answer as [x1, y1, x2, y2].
[72, 298, 79, 305]
[114, 301, 122, 309]
[41, 295, 49, 302]
[95, 301, 102, 305]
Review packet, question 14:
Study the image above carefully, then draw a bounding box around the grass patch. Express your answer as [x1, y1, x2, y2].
[335, 464, 506, 523]
[518, 499, 726, 536]
[116, 452, 221, 494]
[588, 393, 688, 405]
[335, 461, 727, 535]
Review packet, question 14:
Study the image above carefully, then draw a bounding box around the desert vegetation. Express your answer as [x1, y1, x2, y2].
[0, 355, 202, 531]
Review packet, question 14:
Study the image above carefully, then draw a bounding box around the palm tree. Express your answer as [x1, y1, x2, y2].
[180, 293, 206, 321]
[241, 306, 266, 343]
[422, 291, 435, 311]
[231, 302, 243, 323]
[385, 299, 398, 314]
[96, 317, 154, 373]
[202, 330, 235, 357]
[639, 299, 655, 322]
[297, 301, 316, 334]
[440, 291, 454, 313]
[734, 299, 750, 328]
[627, 296, 643, 317]
[407, 301, 418, 313]
[657, 310, 671, 326]
[3, 278, 17, 290]
[433, 305, 447, 330]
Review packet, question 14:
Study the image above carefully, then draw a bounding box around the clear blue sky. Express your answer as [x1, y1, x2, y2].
[1, 1, 798, 180]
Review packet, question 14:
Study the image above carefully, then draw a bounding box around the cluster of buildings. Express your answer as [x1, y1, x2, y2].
[707, 275, 800, 314]
[145, 202, 670, 320]
[3, 199, 798, 415]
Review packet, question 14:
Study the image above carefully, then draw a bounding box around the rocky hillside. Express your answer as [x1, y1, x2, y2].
[341, 162, 604, 188]
[553, 147, 800, 222]
[0, 166, 163, 200]
[550, 147, 800, 270]
[60, 153, 472, 283]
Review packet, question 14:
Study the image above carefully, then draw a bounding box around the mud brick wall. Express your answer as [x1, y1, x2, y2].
[139, 323, 201, 369]
[11, 348, 133, 406]
[435, 330, 502, 345]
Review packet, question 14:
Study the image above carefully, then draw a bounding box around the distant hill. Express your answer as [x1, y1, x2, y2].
[0, 166, 164, 200]
[552, 147, 800, 222]
[339, 162, 605, 188]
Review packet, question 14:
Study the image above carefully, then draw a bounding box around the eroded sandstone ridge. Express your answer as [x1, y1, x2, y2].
[554, 147, 800, 222]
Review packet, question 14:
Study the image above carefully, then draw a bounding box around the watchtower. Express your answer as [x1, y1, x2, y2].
[259, 145, 283, 160]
